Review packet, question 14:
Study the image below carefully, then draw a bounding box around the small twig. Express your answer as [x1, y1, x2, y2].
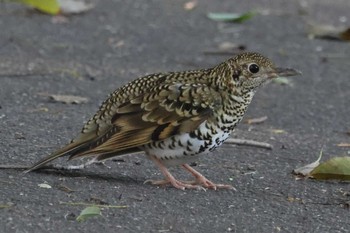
[244, 116, 268, 124]
[59, 201, 128, 209]
[225, 138, 273, 150]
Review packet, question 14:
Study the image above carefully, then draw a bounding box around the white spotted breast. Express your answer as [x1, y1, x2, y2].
[142, 121, 231, 167]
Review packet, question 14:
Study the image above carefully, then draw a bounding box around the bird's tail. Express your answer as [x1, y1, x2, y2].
[24, 125, 127, 173]
[23, 140, 90, 173]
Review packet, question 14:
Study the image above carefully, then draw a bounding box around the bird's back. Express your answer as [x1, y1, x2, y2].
[25, 67, 220, 171]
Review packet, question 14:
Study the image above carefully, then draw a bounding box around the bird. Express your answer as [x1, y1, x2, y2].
[25, 52, 300, 190]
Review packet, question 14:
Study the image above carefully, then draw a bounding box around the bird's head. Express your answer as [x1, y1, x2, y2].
[214, 52, 301, 93]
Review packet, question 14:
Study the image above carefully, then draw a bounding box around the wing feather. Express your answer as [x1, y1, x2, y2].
[70, 83, 220, 159]
[25, 80, 221, 172]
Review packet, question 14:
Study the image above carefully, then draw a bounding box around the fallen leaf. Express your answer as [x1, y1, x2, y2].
[38, 183, 52, 189]
[76, 206, 101, 222]
[203, 43, 246, 55]
[14, 132, 26, 140]
[307, 23, 350, 42]
[337, 143, 350, 147]
[270, 129, 286, 134]
[311, 157, 350, 180]
[218, 42, 239, 51]
[0, 204, 12, 209]
[293, 149, 323, 177]
[48, 94, 89, 104]
[57, 184, 75, 193]
[245, 116, 268, 124]
[20, 0, 60, 15]
[207, 11, 255, 23]
[58, 0, 94, 14]
[273, 77, 294, 86]
[184, 0, 197, 11]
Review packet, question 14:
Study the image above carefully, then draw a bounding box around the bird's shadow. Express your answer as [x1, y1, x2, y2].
[31, 166, 144, 186]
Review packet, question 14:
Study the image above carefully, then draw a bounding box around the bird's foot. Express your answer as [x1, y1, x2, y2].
[144, 179, 205, 191]
[182, 164, 236, 191]
[148, 156, 235, 190]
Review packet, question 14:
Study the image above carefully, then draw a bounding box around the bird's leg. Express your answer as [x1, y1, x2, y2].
[182, 164, 236, 190]
[145, 156, 205, 190]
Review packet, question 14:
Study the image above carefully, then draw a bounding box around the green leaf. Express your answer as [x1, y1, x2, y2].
[207, 12, 255, 23]
[311, 156, 350, 180]
[19, 0, 60, 15]
[273, 77, 294, 86]
[0, 204, 12, 209]
[76, 206, 101, 222]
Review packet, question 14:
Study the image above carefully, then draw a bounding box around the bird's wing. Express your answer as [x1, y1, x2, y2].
[25, 73, 219, 172]
[68, 83, 221, 159]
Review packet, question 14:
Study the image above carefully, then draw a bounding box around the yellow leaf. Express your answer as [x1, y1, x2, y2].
[311, 156, 350, 180]
[20, 0, 60, 15]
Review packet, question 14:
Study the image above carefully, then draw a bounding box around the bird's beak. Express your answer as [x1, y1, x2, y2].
[273, 67, 302, 78]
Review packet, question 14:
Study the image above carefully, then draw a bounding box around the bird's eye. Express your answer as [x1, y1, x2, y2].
[248, 63, 259, 74]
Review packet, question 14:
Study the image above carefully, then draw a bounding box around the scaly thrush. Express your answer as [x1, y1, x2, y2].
[25, 52, 300, 190]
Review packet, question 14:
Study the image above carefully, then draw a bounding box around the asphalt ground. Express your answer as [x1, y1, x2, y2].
[1, 0, 350, 232]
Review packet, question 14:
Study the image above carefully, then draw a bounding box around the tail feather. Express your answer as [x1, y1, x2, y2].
[23, 141, 91, 173]
[24, 125, 123, 173]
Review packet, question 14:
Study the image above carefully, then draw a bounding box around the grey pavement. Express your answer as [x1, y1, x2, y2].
[0, 0, 349, 232]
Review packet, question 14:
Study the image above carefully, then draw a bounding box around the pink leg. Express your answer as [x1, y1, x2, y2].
[182, 164, 236, 190]
[146, 156, 205, 190]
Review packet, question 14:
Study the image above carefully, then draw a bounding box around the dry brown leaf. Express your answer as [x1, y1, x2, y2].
[218, 42, 238, 51]
[57, 184, 75, 193]
[307, 23, 350, 42]
[337, 143, 350, 147]
[203, 42, 246, 55]
[48, 94, 89, 104]
[184, 0, 197, 11]
[293, 150, 323, 177]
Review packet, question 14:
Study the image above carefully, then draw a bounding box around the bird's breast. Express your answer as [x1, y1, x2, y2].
[142, 119, 234, 166]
